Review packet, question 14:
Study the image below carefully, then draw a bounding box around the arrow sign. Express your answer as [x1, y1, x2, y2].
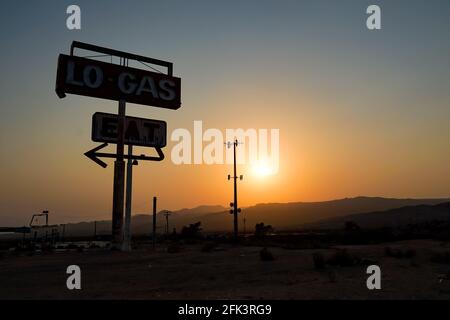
[84, 143, 165, 168]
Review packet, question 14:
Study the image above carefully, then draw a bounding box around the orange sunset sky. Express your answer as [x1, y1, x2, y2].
[1, 1, 450, 226]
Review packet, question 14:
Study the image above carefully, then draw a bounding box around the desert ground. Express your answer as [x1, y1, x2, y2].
[1, 239, 450, 300]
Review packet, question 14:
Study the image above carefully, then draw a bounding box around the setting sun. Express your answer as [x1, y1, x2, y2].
[252, 162, 276, 177]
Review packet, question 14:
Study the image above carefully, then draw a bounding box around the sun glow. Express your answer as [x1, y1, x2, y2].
[252, 162, 276, 177]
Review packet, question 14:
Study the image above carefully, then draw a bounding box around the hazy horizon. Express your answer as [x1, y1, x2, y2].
[1, 0, 450, 226]
[2, 195, 450, 227]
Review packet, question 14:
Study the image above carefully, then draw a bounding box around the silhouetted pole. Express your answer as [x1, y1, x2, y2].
[111, 58, 127, 250]
[164, 211, 171, 235]
[152, 196, 157, 249]
[123, 145, 134, 251]
[111, 98, 126, 249]
[233, 140, 238, 239]
[94, 221, 97, 238]
[227, 140, 243, 241]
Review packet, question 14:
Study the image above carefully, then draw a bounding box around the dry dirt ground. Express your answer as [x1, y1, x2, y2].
[1, 239, 450, 299]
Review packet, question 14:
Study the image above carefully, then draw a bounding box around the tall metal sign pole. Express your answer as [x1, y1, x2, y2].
[55, 41, 181, 251]
[112, 101, 126, 248]
[111, 59, 127, 249]
[227, 140, 243, 240]
[123, 145, 134, 251]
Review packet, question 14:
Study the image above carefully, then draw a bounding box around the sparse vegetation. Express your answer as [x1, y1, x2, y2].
[327, 269, 337, 283]
[311, 250, 365, 269]
[385, 247, 416, 259]
[430, 251, 450, 264]
[181, 222, 202, 239]
[167, 242, 181, 253]
[201, 242, 217, 253]
[254, 223, 274, 238]
[327, 249, 360, 267]
[312, 252, 326, 270]
[259, 247, 275, 261]
[345, 221, 361, 232]
[0, 238, 448, 299]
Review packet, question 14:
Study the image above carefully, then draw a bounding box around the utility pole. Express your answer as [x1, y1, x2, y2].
[152, 197, 157, 249]
[226, 140, 243, 240]
[164, 211, 171, 235]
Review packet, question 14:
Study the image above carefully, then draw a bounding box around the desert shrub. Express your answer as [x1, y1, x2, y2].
[345, 221, 361, 232]
[360, 258, 378, 266]
[404, 249, 417, 258]
[328, 270, 337, 283]
[201, 242, 217, 253]
[327, 249, 359, 267]
[430, 251, 450, 264]
[385, 247, 416, 259]
[181, 222, 202, 239]
[260, 247, 275, 261]
[312, 252, 326, 270]
[255, 223, 274, 238]
[384, 246, 393, 257]
[167, 243, 181, 253]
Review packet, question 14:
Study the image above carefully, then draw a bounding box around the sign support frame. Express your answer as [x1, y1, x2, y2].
[122, 144, 133, 252]
[57, 41, 178, 251]
[111, 97, 126, 249]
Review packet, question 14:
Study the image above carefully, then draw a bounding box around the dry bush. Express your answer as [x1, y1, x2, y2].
[327, 249, 360, 267]
[328, 269, 337, 283]
[201, 242, 217, 253]
[167, 243, 181, 253]
[260, 247, 275, 261]
[181, 222, 202, 239]
[385, 247, 416, 259]
[312, 252, 326, 270]
[255, 223, 274, 238]
[430, 251, 450, 264]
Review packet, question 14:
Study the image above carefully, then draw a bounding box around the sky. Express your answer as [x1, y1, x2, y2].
[0, 0, 450, 226]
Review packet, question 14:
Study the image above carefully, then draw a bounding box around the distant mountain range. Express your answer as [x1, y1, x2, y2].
[306, 202, 450, 229]
[58, 197, 450, 236]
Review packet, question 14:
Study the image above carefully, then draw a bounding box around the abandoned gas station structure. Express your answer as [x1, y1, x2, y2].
[55, 41, 181, 250]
